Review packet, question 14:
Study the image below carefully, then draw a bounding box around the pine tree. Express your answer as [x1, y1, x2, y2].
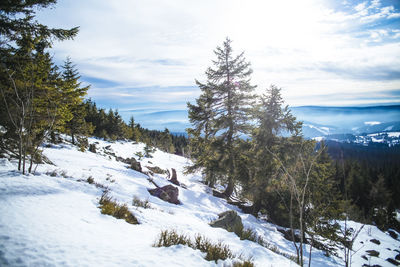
[187, 38, 256, 197]
[0, 1, 78, 174]
[244, 85, 301, 215]
[61, 57, 91, 144]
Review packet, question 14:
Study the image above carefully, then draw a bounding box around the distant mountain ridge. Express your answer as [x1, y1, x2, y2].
[121, 105, 400, 143]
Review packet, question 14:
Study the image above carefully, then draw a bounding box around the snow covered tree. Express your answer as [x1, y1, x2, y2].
[187, 38, 256, 197]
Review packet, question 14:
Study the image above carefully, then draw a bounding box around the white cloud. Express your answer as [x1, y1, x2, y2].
[36, 0, 400, 107]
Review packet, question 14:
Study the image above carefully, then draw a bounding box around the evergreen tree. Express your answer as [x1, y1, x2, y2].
[243, 85, 301, 215]
[0, 0, 78, 174]
[61, 57, 91, 144]
[187, 37, 256, 197]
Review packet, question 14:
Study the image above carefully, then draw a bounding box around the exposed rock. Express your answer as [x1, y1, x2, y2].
[386, 258, 400, 266]
[396, 254, 400, 261]
[370, 239, 381, 245]
[169, 168, 179, 186]
[148, 184, 180, 205]
[89, 143, 97, 153]
[146, 166, 167, 174]
[361, 255, 368, 261]
[125, 158, 142, 173]
[389, 230, 399, 240]
[366, 250, 380, 257]
[209, 210, 243, 235]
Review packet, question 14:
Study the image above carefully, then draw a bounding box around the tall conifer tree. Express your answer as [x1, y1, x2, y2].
[187, 38, 255, 197]
[61, 57, 90, 144]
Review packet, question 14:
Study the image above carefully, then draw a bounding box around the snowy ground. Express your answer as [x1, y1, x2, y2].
[1, 138, 399, 266]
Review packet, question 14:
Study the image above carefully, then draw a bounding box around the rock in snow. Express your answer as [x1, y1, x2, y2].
[148, 184, 180, 205]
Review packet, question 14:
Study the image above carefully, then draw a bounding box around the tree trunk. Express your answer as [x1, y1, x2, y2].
[250, 197, 262, 216]
[223, 177, 234, 198]
[71, 132, 75, 145]
[18, 133, 22, 171]
[308, 235, 314, 267]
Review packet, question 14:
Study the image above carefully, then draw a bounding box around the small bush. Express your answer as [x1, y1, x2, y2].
[99, 192, 139, 224]
[241, 228, 258, 242]
[233, 260, 255, 267]
[153, 230, 250, 264]
[154, 230, 192, 248]
[87, 176, 94, 184]
[135, 151, 144, 160]
[132, 196, 151, 209]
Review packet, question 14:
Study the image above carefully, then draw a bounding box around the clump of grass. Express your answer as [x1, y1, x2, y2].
[236, 227, 297, 263]
[154, 230, 192, 247]
[132, 196, 151, 209]
[238, 228, 258, 242]
[153, 230, 252, 264]
[99, 191, 139, 224]
[233, 260, 255, 267]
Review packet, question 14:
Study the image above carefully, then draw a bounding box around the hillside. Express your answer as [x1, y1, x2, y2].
[1, 138, 399, 266]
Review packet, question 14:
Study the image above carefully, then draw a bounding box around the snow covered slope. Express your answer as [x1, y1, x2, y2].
[1, 138, 399, 266]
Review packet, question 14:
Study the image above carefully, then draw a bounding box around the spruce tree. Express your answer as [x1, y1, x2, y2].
[187, 38, 256, 197]
[244, 85, 301, 215]
[61, 57, 91, 144]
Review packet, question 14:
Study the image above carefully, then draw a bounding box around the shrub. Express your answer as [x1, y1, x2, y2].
[132, 196, 151, 209]
[153, 230, 251, 264]
[99, 191, 139, 224]
[239, 228, 258, 242]
[135, 151, 144, 160]
[154, 230, 192, 248]
[233, 260, 255, 267]
[87, 176, 94, 184]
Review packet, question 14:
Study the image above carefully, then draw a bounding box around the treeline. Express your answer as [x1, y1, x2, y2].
[0, 1, 188, 175]
[327, 141, 400, 229]
[186, 38, 398, 266]
[83, 99, 188, 155]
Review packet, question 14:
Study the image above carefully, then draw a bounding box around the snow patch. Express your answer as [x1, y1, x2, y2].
[364, 121, 381, 126]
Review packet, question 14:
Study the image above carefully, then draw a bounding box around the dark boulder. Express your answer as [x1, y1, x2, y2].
[366, 250, 380, 257]
[127, 158, 142, 173]
[148, 184, 180, 204]
[389, 230, 399, 240]
[386, 258, 400, 266]
[209, 210, 243, 235]
[370, 239, 381, 245]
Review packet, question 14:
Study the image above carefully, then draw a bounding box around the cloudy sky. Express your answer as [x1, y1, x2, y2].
[36, 0, 400, 118]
